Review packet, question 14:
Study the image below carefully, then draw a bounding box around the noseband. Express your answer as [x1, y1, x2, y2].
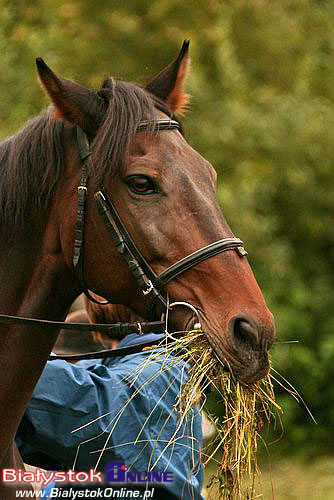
[0, 119, 248, 361]
[74, 121, 247, 321]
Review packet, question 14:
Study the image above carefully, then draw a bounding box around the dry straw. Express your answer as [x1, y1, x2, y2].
[156, 329, 282, 499]
[73, 328, 284, 499]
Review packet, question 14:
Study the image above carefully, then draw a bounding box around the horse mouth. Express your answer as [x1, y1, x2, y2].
[230, 351, 271, 384]
[169, 305, 274, 384]
[204, 332, 272, 384]
[191, 313, 274, 384]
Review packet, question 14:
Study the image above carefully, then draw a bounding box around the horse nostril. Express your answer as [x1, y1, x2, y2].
[233, 319, 259, 351]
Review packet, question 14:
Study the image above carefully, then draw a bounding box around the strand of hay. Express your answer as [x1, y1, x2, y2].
[72, 328, 283, 499]
[158, 329, 282, 499]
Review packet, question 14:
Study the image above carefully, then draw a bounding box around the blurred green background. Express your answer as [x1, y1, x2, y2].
[1, 0, 333, 497]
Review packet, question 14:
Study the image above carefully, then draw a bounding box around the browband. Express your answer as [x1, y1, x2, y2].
[136, 119, 181, 132]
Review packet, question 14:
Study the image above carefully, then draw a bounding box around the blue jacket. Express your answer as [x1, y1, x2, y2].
[17, 333, 203, 499]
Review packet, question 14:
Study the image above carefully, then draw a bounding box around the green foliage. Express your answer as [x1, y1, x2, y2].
[1, 0, 333, 457]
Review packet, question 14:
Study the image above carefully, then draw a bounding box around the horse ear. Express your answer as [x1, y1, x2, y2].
[36, 58, 105, 135]
[146, 40, 190, 115]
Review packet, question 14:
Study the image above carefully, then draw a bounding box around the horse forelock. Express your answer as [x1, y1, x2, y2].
[90, 78, 179, 186]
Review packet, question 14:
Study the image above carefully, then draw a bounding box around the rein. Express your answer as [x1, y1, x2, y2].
[0, 118, 248, 361]
[0, 312, 166, 360]
[48, 336, 184, 362]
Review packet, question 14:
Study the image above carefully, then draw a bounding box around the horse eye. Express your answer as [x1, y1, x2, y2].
[126, 175, 156, 195]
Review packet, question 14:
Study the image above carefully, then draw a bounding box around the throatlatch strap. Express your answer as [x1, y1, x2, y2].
[72, 167, 88, 269]
[73, 127, 112, 305]
[73, 126, 89, 271]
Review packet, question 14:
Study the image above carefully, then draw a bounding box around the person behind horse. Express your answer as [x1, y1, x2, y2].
[16, 299, 204, 499]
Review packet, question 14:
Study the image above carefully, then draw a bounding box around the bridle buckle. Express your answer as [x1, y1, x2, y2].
[136, 322, 143, 335]
[142, 280, 154, 296]
[236, 246, 248, 257]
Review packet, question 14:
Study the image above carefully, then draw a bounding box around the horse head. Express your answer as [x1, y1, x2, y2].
[37, 42, 275, 384]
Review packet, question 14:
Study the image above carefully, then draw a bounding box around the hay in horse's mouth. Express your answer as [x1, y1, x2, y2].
[74, 329, 281, 499]
[143, 329, 281, 499]
[200, 328, 272, 386]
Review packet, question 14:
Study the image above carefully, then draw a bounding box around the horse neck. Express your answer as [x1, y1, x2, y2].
[0, 219, 78, 464]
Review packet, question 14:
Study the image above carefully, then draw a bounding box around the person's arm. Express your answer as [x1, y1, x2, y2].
[17, 352, 204, 499]
[16, 358, 130, 470]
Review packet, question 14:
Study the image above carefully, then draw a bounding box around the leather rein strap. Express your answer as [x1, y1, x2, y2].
[48, 335, 184, 362]
[0, 313, 164, 338]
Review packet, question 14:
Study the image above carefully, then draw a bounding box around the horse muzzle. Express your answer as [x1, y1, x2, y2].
[206, 312, 275, 384]
[168, 302, 275, 384]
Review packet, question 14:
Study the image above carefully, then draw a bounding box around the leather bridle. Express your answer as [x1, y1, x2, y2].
[74, 122, 247, 316]
[0, 118, 248, 360]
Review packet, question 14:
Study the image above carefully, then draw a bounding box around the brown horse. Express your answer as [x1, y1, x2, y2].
[0, 42, 274, 497]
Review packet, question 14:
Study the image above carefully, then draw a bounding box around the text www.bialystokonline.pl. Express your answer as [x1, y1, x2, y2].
[15, 486, 156, 498]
